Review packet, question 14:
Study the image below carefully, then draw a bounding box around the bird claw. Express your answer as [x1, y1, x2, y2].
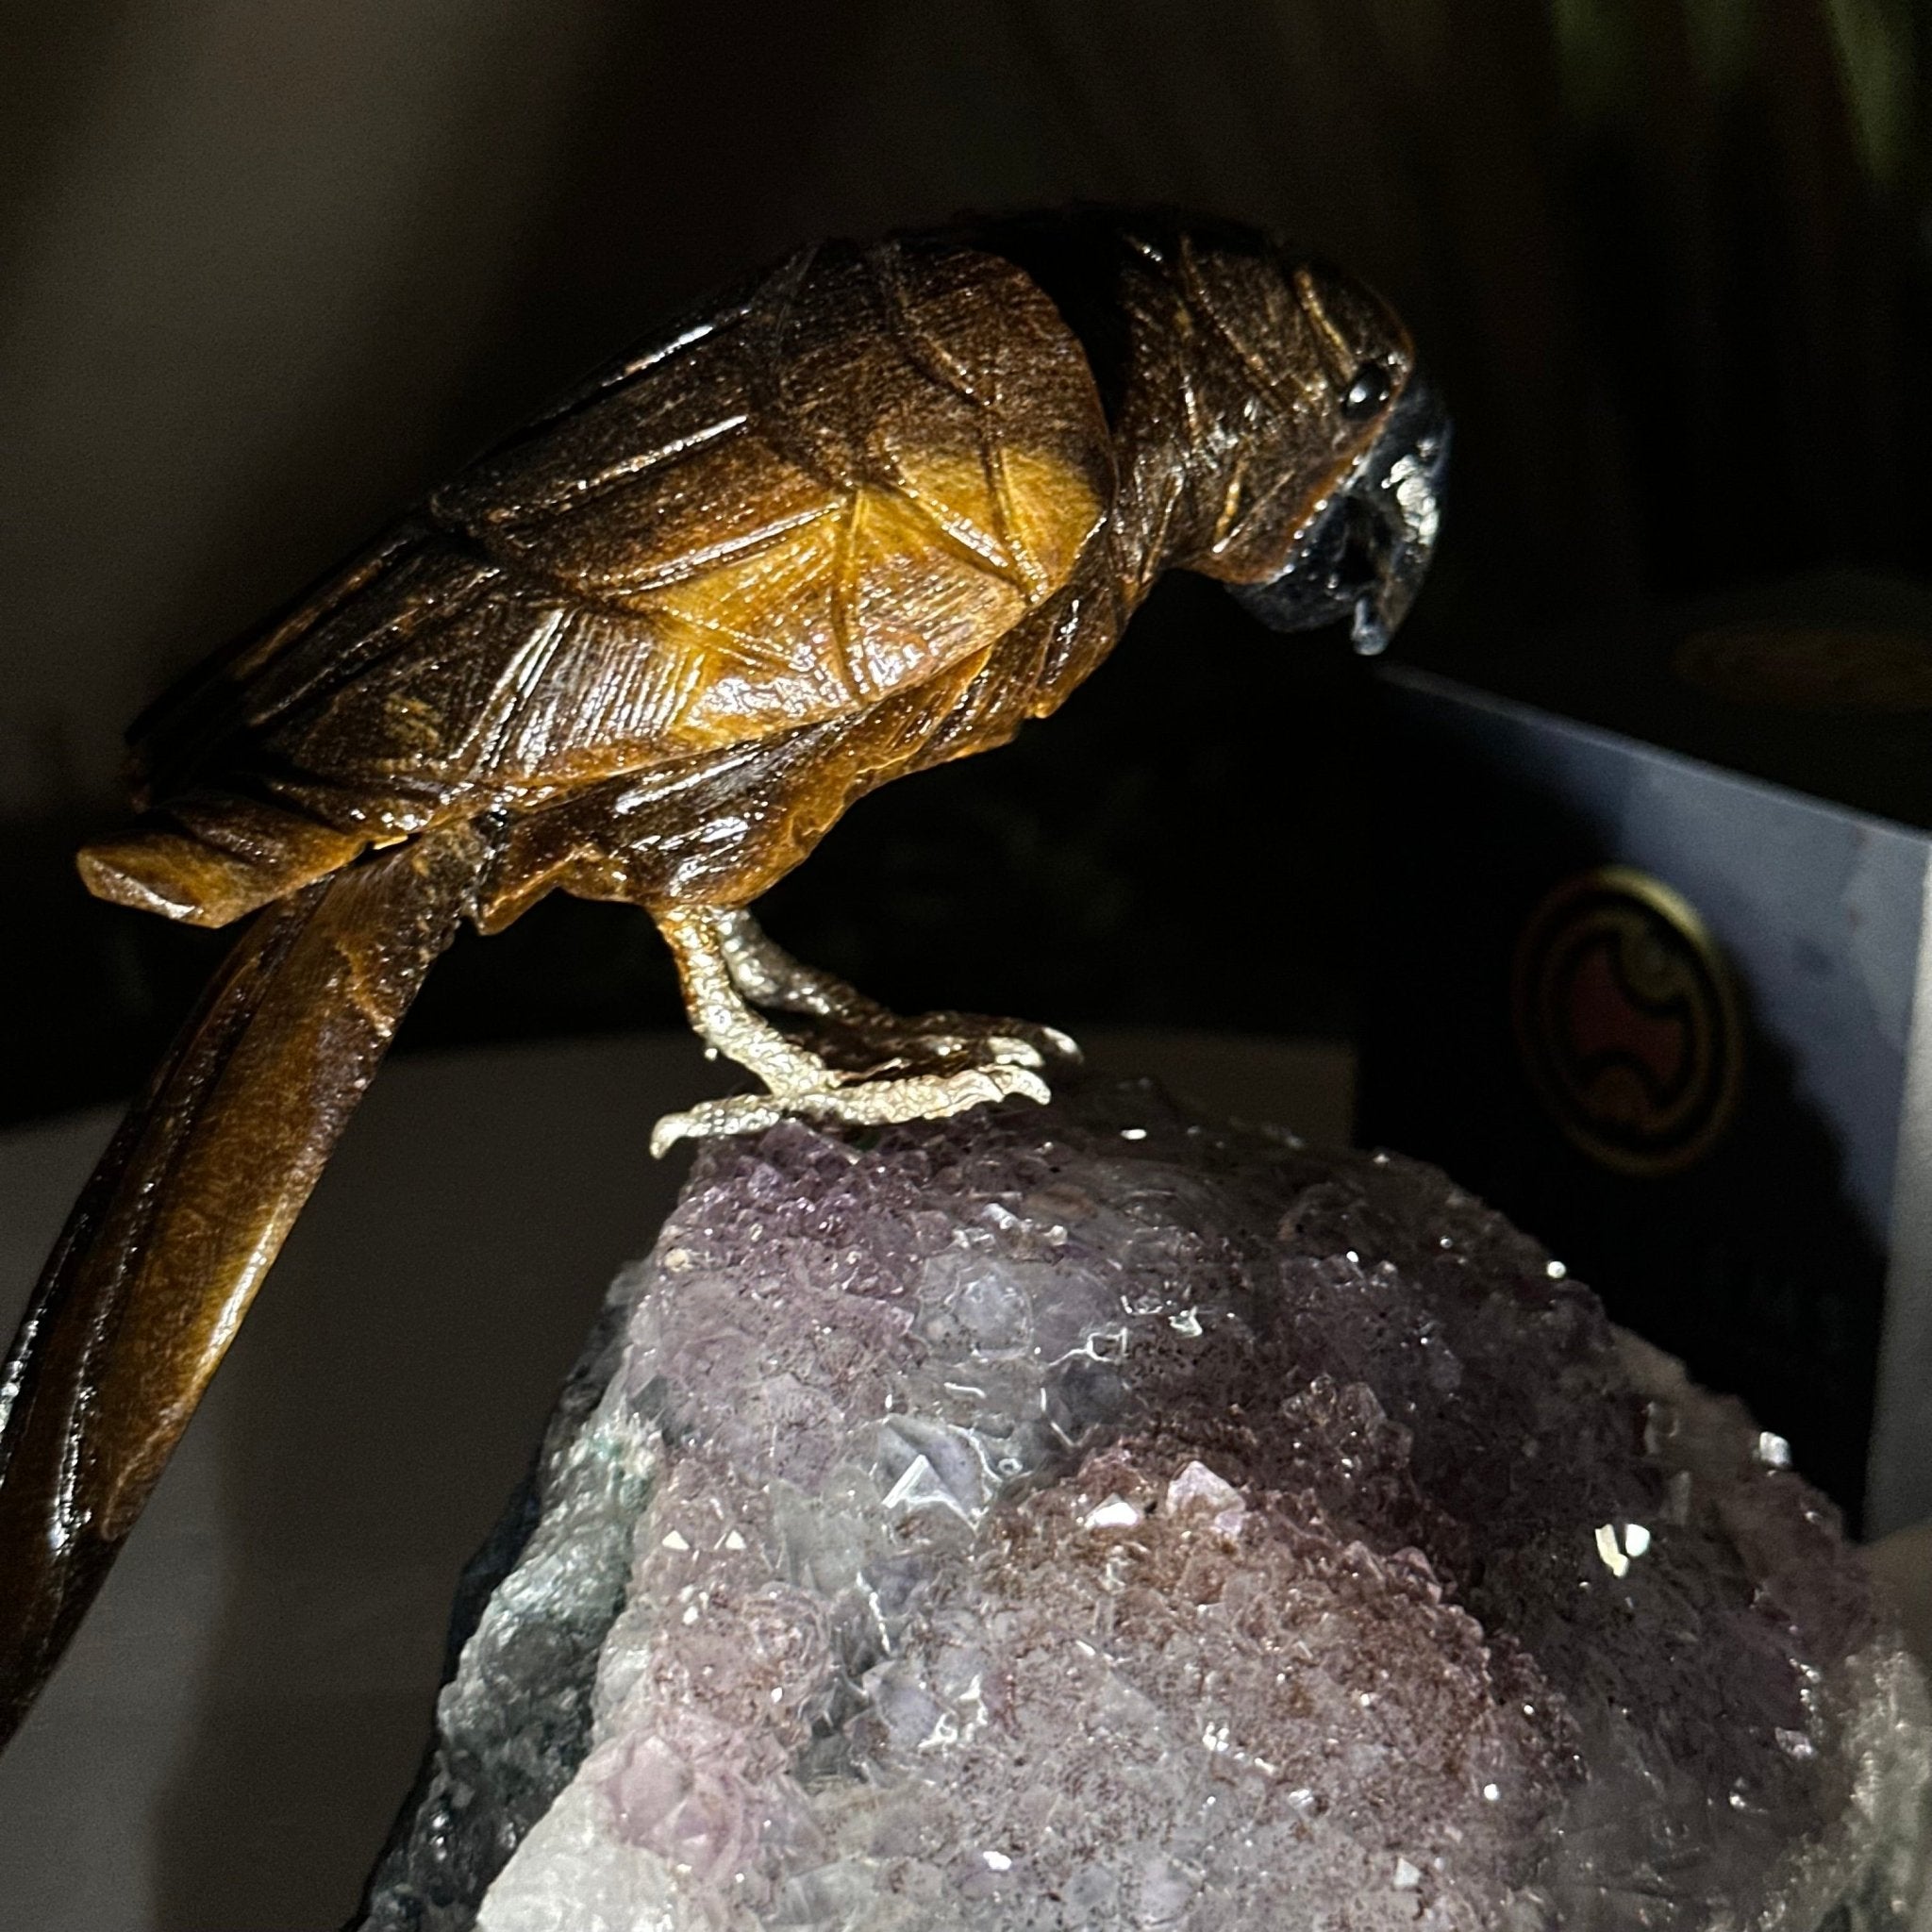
[813, 1013, 1080, 1081]
[907, 1013, 1083, 1070]
[651, 1060, 1052, 1158]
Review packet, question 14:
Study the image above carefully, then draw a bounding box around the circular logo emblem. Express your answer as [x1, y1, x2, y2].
[1512, 867, 1742, 1177]
[1674, 624, 1932, 711]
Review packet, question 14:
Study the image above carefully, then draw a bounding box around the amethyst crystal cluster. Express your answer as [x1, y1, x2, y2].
[357, 1078, 1930, 1930]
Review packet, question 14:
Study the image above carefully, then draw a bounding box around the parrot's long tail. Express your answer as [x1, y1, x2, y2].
[0, 823, 484, 1750]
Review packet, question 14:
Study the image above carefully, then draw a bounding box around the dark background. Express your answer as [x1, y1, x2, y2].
[3, 0, 1929, 1125]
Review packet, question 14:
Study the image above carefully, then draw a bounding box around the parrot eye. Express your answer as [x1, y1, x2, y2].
[1341, 362, 1391, 419]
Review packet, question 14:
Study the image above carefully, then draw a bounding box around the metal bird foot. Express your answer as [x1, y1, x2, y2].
[649, 1058, 1053, 1158]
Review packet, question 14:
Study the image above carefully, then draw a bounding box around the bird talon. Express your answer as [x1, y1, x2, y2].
[911, 1032, 1041, 1070]
[980, 1035, 1047, 1069]
[650, 1060, 1052, 1157]
[1037, 1024, 1083, 1063]
[891, 1014, 1076, 1071]
[657, 910, 1067, 1155]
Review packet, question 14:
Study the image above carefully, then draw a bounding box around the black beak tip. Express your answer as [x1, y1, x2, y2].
[1233, 375, 1450, 653]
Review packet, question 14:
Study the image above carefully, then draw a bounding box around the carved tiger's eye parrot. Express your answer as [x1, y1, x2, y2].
[0, 209, 1445, 1746]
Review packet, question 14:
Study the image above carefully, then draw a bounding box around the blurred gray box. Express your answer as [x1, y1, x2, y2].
[1359, 575, 1932, 1533]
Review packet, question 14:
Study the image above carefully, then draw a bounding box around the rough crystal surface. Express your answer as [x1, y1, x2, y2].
[354, 1077, 1932, 1931]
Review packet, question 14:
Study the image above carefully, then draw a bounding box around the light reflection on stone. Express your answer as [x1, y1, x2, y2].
[356, 1077, 1932, 1931]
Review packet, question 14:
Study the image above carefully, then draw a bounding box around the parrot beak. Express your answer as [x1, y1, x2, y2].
[1230, 375, 1450, 656]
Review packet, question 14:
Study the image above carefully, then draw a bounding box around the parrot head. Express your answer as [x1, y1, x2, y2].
[1134, 228, 1449, 657]
[1224, 360, 1450, 656]
[958, 209, 1447, 654]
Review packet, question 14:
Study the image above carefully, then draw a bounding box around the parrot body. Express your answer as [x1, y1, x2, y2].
[0, 210, 1445, 1747]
